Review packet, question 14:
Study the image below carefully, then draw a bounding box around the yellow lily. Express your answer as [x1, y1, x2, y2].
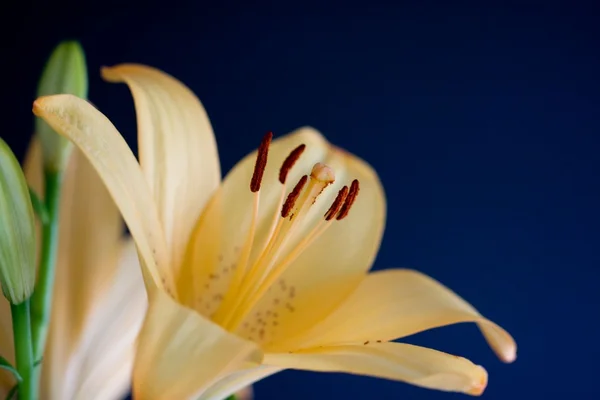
[33, 64, 516, 399]
[0, 141, 146, 399]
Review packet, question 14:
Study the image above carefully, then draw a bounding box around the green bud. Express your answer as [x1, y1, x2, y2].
[0, 139, 36, 304]
[35, 41, 88, 172]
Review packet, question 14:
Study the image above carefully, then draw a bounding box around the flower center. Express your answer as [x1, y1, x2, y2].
[211, 132, 360, 332]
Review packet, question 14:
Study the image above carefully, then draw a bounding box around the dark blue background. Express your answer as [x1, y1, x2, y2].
[3, 1, 599, 399]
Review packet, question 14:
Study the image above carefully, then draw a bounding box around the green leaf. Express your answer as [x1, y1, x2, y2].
[0, 355, 22, 382]
[28, 188, 48, 224]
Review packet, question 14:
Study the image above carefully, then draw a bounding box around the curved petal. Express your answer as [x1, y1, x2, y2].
[275, 269, 516, 363]
[133, 290, 262, 399]
[33, 94, 173, 292]
[102, 64, 221, 274]
[265, 342, 488, 396]
[70, 240, 145, 400]
[52, 146, 122, 344]
[198, 366, 280, 400]
[42, 240, 146, 400]
[181, 127, 385, 348]
[40, 145, 120, 398]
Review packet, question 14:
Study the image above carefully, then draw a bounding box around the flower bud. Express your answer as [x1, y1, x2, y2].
[0, 139, 36, 304]
[35, 41, 88, 172]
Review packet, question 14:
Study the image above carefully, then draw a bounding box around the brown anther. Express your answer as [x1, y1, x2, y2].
[324, 185, 349, 220]
[250, 131, 273, 192]
[279, 144, 306, 184]
[281, 175, 308, 218]
[336, 179, 360, 220]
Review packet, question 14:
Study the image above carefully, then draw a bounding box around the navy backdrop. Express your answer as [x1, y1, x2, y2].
[2, 1, 599, 399]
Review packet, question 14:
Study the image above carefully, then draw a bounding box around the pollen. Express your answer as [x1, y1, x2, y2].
[325, 185, 349, 221]
[279, 144, 306, 184]
[250, 131, 273, 192]
[336, 179, 360, 220]
[281, 175, 308, 218]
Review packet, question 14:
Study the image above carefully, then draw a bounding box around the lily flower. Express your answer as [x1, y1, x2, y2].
[33, 64, 516, 399]
[0, 140, 146, 399]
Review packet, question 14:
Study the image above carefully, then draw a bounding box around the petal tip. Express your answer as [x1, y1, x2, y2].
[32, 95, 58, 116]
[501, 345, 517, 364]
[100, 65, 122, 82]
[466, 366, 488, 396]
[32, 98, 43, 115]
[292, 126, 327, 143]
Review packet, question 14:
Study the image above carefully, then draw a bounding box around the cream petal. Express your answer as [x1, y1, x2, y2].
[181, 127, 385, 348]
[276, 269, 516, 363]
[133, 290, 262, 399]
[41, 240, 146, 400]
[198, 366, 280, 400]
[47, 146, 122, 353]
[33, 94, 173, 292]
[265, 342, 489, 396]
[102, 64, 221, 275]
[70, 240, 145, 400]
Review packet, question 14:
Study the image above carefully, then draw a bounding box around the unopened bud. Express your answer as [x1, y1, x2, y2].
[0, 139, 36, 304]
[35, 41, 88, 172]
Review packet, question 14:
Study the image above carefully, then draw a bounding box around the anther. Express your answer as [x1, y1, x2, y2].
[336, 179, 360, 220]
[324, 186, 349, 221]
[281, 175, 308, 218]
[279, 144, 306, 184]
[250, 131, 273, 192]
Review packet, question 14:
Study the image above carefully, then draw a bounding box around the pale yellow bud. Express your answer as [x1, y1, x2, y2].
[35, 41, 88, 172]
[0, 139, 36, 304]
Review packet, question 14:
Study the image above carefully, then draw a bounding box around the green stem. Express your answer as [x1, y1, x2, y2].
[11, 301, 34, 400]
[29, 170, 62, 384]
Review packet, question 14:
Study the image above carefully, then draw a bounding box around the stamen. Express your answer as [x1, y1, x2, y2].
[222, 162, 345, 331]
[279, 144, 306, 184]
[325, 186, 349, 220]
[250, 131, 273, 192]
[225, 167, 341, 330]
[337, 179, 360, 220]
[214, 132, 272, 325]
[281, 175, 308, 218]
